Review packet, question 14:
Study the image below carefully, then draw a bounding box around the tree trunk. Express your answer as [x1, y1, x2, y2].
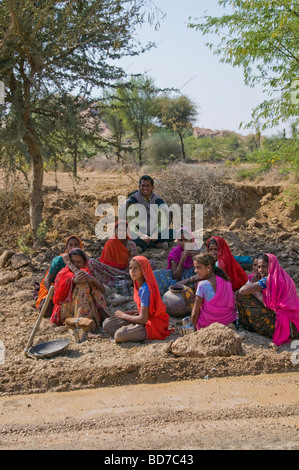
[138, 143, 142, 166]
[179, 133, 186, 160]
[138, 133, 143, 166]
[73, 141, 78, 177]
[25, 133, 44, 243]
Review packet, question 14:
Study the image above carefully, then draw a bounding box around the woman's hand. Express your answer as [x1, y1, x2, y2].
[62, 253, 71, 264]
[73, 270, 89, 283]
[114, 310, 126, 319]
[180, 251, 189, 262]
[250, 273, 261, 283]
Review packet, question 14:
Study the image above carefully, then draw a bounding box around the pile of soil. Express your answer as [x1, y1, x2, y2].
[0, 169, 298, 398]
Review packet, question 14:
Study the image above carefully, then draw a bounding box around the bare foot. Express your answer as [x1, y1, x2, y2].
[87, 331, 101, 339]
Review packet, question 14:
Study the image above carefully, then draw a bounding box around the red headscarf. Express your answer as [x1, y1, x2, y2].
[100, 221, 131, 270]
[263, 253, 299, 345]
[51, 248, 90, 325]
[132, 255, 171, 340]
[207, 236, 248, 290]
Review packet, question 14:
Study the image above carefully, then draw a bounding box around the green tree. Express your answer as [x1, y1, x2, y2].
[115, 75, 158, 166]
[44, 95, 101, 178]
[188, 0, 299, 131]
[0, 0, 160, 242]
[155, 94, 198, 160]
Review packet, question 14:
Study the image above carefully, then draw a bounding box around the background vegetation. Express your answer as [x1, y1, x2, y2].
[0, 0, 298, 245]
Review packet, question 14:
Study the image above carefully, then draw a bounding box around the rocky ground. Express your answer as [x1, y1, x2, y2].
[0, 167, 298, 450]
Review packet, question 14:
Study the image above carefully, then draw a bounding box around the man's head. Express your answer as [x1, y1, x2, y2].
[139, 175, 154, 199]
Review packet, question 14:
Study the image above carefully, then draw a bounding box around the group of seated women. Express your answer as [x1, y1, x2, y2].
[35, 221, 299, 347]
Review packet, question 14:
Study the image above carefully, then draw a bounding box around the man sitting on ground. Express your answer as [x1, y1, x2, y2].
[120, 175, 175, 252]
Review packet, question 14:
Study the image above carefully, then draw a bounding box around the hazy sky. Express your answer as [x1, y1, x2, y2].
[116, 0, 287, 137]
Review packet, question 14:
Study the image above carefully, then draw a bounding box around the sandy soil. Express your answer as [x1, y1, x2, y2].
[0, 168, 298, 450]
[1, 373, 298, 450]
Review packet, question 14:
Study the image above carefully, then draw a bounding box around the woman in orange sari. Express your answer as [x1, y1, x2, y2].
[35, 235, 83, 317]
[103, 256, 171, 343]
[99, 220, 138, 270]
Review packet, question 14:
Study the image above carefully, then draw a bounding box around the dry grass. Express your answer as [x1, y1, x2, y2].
[153, 163, 242, 224]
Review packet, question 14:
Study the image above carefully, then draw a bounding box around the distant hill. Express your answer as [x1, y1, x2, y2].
[193, 127, 250, 140]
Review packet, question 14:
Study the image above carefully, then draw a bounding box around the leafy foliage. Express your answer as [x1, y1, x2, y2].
[188, 0, 299, 130]
[155, 94, 198, 159]
[0, 0, 162, 238]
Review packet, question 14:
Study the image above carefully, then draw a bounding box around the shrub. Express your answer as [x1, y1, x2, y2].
[144, 131, 182, 166]
[154, 163, 241, 225]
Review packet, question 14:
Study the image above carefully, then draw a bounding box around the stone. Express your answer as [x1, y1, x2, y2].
[229, 218, 246, 230]
[0, 272, 18, 286]
[246, 218, 262, 229]
[0, 250, 15, 269]
[260, 193, 274, 206]
[10, 254, 30, 270]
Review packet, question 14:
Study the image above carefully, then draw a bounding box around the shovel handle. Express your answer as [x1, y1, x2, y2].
[24, 285, 54, 354]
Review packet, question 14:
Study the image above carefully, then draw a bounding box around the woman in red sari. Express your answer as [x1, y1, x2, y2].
[207, 236, 248, 291]
[50, 248, 110, 331]
[35, 235, 83, 317]
[103, 256, 171, 343]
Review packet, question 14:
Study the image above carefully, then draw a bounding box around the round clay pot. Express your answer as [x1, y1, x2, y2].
[162, 284, 190, 317]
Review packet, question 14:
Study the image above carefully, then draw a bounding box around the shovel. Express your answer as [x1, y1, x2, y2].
[24, 285, 70, 359]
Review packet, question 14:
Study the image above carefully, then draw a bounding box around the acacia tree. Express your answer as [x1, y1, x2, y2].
[188, 0, 299, 130]
[115, 75, 158, 166]
[155, 94, 198, 160]
[0, 0, 160, 242]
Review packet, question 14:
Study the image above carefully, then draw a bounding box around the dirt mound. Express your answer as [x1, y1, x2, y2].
[170, 323, 244, 358]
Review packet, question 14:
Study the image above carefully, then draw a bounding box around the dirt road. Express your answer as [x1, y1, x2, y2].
[1, 373, 298, 450]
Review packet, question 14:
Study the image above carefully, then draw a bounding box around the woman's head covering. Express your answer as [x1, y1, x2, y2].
[263, 253, 299, 345]
[131, 256, 171, 341]
[100, 221, 131, 269]
[207, 236, 248, 290]
[114, 220, 131, 239]
[69, 247, 88, 265]
[65, 235, 83, 252]
[132, 256, 166, 317]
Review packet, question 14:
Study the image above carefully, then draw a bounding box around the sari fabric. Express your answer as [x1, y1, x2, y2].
[167, 227, 197, 270]
[99, 221, 136, 270]
[196, 275, 237, 330]
[207, 236, 248, 290]
[133, 256, 171, 341]
[154, 227, 197, 297]
[50, 260, 109, 327]
[263, 254, 299, 346]
[35, 235, 83, 309]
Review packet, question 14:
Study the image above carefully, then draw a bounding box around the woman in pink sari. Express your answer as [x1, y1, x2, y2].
[237, 253, 299, 346]
[191, 253, 237, 330]
[154, 227, 201, 297]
